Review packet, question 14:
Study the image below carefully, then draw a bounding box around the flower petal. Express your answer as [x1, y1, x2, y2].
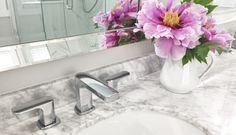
[143, 23, 158, 38]
[142, 0, 164, 24]
[166, 0, 174, 11]
[155, 38, 186, 60]
[155, 38, 173, 59]
[171, 43, 186, 61]
[155, 25, 173, 38]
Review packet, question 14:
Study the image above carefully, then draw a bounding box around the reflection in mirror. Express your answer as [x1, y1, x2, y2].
[11, 0, 106, 44]
[101, 27, 145, 48]
[94, 0, 139, 30]
[0, 0, 19, 46]
[0, 0, 145, 72]
[0, 0, 142, 47]
[61, 0, 105, 37]
[0, 27, 146, 72]
[94, 0, 145, 48]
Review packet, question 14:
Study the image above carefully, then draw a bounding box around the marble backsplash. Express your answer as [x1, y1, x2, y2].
[0, 53, 162, 129]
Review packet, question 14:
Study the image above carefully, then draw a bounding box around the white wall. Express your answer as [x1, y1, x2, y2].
[0, 40, 154, 95]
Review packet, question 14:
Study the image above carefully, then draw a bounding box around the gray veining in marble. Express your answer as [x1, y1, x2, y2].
[0, 53, 161, 130]
[1, 50, 236, 135]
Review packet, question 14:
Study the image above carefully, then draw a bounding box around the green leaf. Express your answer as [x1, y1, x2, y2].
[135, 31, 146, 42]
[194, 0, 213, 6]
[216, 47, 224, 55]
[202, 42, 221, 48]
[182, 0, 191, 3]
[120, 19, 136, 27]
[206, 5, 218, 14]
[182, 49, 195, 65]
[181, 42, 221, 66]
[197, 47, 209, 59]
[186, 49, 194, 62]
[202, 58, 208, 64]
[94, 23, 99, 29]
[194, 53, 203, 63]
[193, 0, 217, 14]
[117, 34, 132, 45]
[182, 55, 189, 66]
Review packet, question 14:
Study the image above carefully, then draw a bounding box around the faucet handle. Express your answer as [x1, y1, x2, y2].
[100, 71, 130, 88]
[103, 71, 130, 82]
[12, 96, 60, 130]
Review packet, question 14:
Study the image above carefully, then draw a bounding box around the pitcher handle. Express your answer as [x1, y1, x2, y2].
[199, 53, 215, 79]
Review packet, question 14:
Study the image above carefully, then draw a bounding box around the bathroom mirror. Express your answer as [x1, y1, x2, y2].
[0, 0, 144, 72]
[0, 0, 141, 47]
[0, 26, 146, 72]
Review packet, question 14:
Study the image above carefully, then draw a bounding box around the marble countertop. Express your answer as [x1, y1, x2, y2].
[3, 51, 236, 135]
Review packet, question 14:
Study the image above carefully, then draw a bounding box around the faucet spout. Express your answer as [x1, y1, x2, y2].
[74, 73, 119, 115]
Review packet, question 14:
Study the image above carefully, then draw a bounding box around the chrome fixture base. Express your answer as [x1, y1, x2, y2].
[37, 117, 61, 130]
[74, 106, 95, 115]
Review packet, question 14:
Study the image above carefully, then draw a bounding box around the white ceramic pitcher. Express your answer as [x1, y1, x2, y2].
[160, 54, 214, 94]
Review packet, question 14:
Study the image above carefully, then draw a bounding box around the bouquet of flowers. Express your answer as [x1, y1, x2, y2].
[94, 0, 145, 48]
[136, 0, 234, 65]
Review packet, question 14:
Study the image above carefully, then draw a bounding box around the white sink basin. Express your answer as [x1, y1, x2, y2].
[73, 111, 206, 135]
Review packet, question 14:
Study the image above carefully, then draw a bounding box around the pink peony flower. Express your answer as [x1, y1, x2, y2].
[94, 0, 138, 29]
[204, 30, 234, 49]
[103, 28, 144, 48]
[202, 18, 216, 31]
[94, 0, 145, 48]
[136, 0, 208, 60]
[109, 0, 138, 28]
[202, 18, 234, 52]
[103, 30, 128, 48]
[112, 0, 138, 18]
[93, 11, 110, 29]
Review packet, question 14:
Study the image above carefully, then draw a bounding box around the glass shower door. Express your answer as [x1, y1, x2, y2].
[40, 0, 67, 40]
[64, 0, 105, 37]
[12, 0, 46, 43]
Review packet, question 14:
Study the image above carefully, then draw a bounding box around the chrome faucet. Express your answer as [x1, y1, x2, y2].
[74, 71, 129, 115]
[12, 96, 60, 130]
